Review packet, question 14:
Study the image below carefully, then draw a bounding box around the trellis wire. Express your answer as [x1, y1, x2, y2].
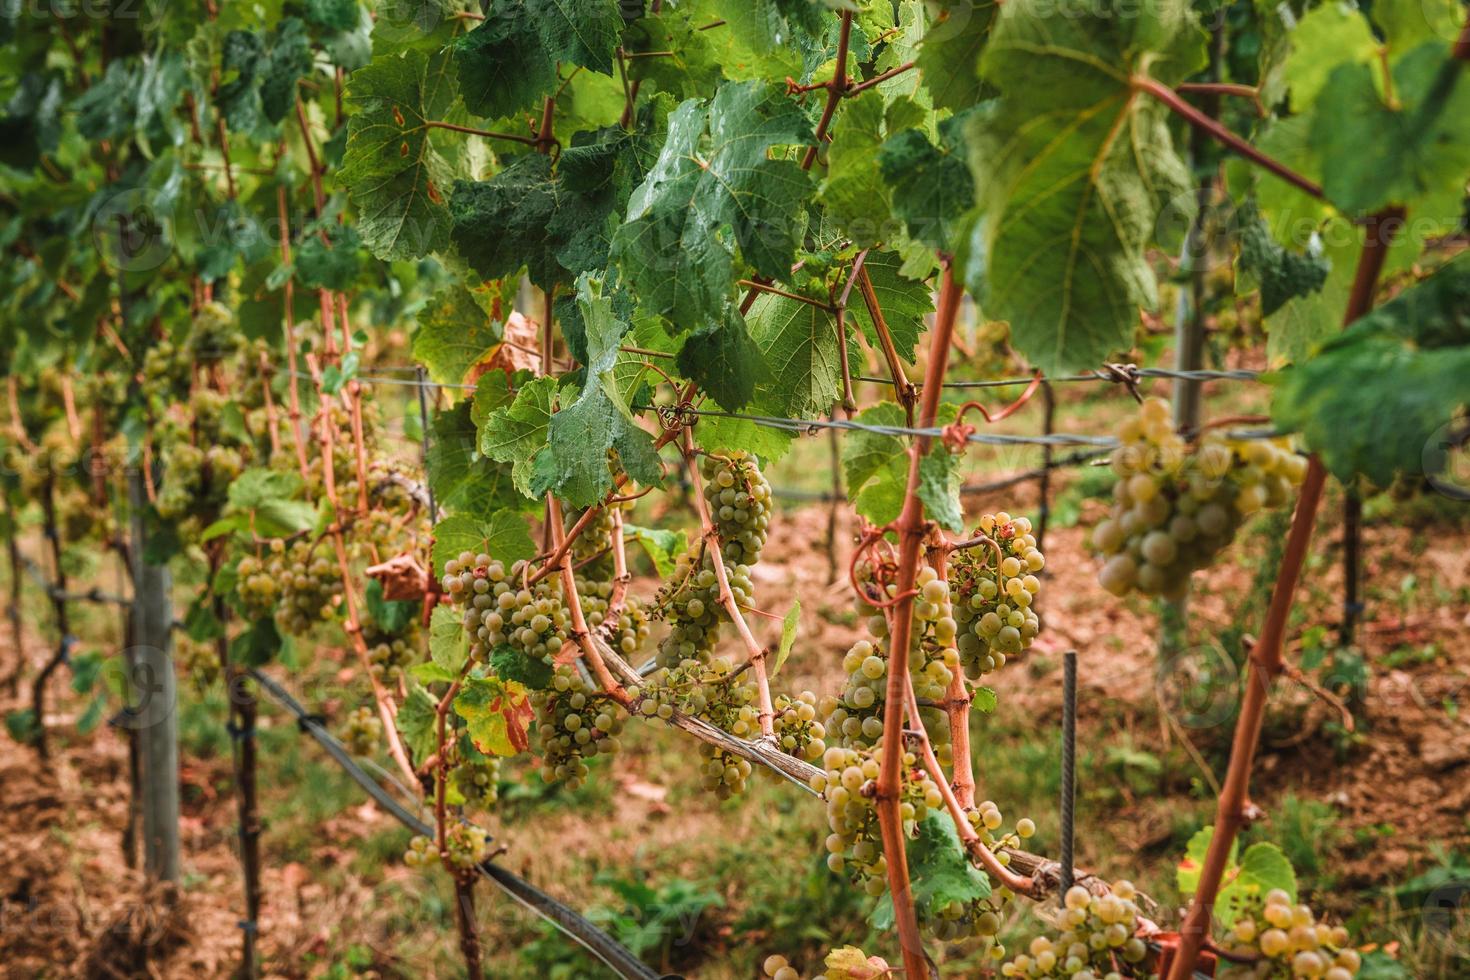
[248, 668, 660, 980]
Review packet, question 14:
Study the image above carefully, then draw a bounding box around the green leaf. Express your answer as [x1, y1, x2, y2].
[430, 398, 529, 517]
[413, 284, 498, 385]
[916, 444, 964, 534]
[431, 511, 537, 577]
[880, 109, 976, 253]
[1312, 41, 1470, 222]
[219, 19, 313, 134]
[745, 292, 851, 420]
[340, 45, 456, 261]
[846, 250, 931, 363]
[623, 524, 688, 578]
[479, 375, 557, 497]
[225, 468, 316, 538]
[410, 661, 459, 683]
[429, 603, 467, 675]
[1216, 842, 1298, 926]
[395, 684, 440, 762]
[454, 673, 534, 756]
[1271, 255, 1470, 487]
[532, 276, 663, 506]
[972, 686, 996, 713]
[872, 812, 991, 928]
[1281, 3, 1378, 113]
[453, 0, 622, 120]
[615, 83, 814, 326]
[1235, 199, 1329, 317]
[916, 0, 997, 112]
[771, 599, 801, 678]
[489, 645, 553, 689]
[818, 94, 893, 249]
[966, 0, 1206, 373]
[230, 618, 285, 668]
[843, 401, 911, 527]
[1177, 824, 1239, 899]
[365, 578, 416, 634]
[294, 224, 362, 292]
[693, 413, 795, 462]
[675, 307, 770, 411]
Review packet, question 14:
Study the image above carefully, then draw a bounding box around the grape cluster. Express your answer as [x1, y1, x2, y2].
[451, 755, 502, 810]
[950, 512, 1045, 676]
[441, 553, 568, 669]
[445, 822, 492, 869]
[772, 691, 827, 762]
[822, 565, 955, 764]
[999, 882, 1148, 978]
[141, 339, 193, 410]
[761, 955, 802, 980]
[812, 743, 942, 896]
[1091, 398, 1306, 599]
[703, 450, 772, 564]
[174, 635, 220, 689]
[532, 664, 624, 788]
[263, 539, 342, 634]
[366, 625, 418, 685]
[155, 442, 243, 525]
[57, 487, 104, 543]
[341, 705, 381, 755]
[402, 834, 435, 869]
[234, 554, 280, 620]
[186, 301, 243, 364]
[1219, 890, 1360, 980]
[576, 574, 650, 659]
[634, 655, 759, 797]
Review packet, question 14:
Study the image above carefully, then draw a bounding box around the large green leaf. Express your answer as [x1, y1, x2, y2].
[429, 399, 527, 517]
[871, 812, 991, 928]
[478, 375, 557, 497]
[339, 46, 457, 261]
[965, 0, 1206, 374]
[614, 81, 814, 327]
[413, 284, 498, 385]
[915, 0, 996, 112]
[1272, 256, 1470, 488]
[845, 249, 931, 364]
[879, 107, 977, 253]
[218, 19, 313, 134]
[430, 510, 537, 577]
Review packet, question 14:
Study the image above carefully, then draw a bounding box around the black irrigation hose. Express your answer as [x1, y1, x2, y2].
[247, 668, 660, 980]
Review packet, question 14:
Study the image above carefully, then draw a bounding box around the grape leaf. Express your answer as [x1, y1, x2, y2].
[675, 307, 770, 411]
[454, 673, 533, 756]
[1177, 824, 1239, 899]
[614, 82, 815, 327]
[818, 94, 893, 249]
[871, 812, 991, 928]
[413, 284, 499, 385]
[429, 400, 527, 518]
[843, 401, 961, 530]
[339, 45, 456, 261]
[1271, 255, 1470, 488]
[531, 276, 662, 506]
[770, 599, 801, 678]
[218, 19, 313, 134]
[1234, 199, 1329, 317]
[453, 0, 622, 120]
[915, 0, 997, 112]
[622, 524, 688, 578]
[846, 249, 931, 363]
[489, 646, 553, 689]
[1280, 2, 1378, 113]
[693, 413, 795, 461]
[396, 684, 440, 761]
[745, 292, 851, 420]
[879, 107, 977, 253]
[428, 603, 467, 675]
[430, 510, 537, 577]
[1311, 40, 1470, 222]
[478, 375, 557, 497]
[294, 223, 363, 292]
[966, 0, 1206, 374]
[1178, 827, 1297, 928]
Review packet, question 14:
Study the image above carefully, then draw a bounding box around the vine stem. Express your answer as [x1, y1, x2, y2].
[546, 496, 629, 701]
[874, 261, 965, 978]
[856, 265, 916, 421]
[679, 428, 776, 739]
[800, 11, 852, 170]
[304, 353, 418, 787]
[30, 477, 71, 759]
[602, 505, 631, 627]
[1165, 208, 1403, 980]
[1132, 76, 1323, 199]
[275, 185, 313, 482]
[928, 549, 974, 811]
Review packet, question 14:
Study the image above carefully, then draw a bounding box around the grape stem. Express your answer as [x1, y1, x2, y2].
[275, 185, 315, 483]
[546, 495, 630, 703]
[1164, 207, 1404, 980]
[856, 265, 918, 422]
[678, 427, 777, 740]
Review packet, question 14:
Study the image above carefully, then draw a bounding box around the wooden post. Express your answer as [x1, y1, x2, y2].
[128, 467, 180, 884]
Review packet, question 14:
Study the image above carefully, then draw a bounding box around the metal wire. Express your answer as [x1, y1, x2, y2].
[248, 668, 659, 980]
[857, 367, 1262, 389]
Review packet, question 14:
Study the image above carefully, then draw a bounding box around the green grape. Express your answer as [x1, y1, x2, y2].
[234, 554, 281, 620]
[451, 755, 502, 810]
[445, 822, 491, 869]
[441, 554, 567, 671]
[999, 880, 1146, 978]
[1218, 889, 1359, 980]
[341, 705, 382, 755]
[950, 512, 1043, 678]
[1091, 398, 1306, 598]
[531, 663, 625, 788]
[402, 833, 435, 869]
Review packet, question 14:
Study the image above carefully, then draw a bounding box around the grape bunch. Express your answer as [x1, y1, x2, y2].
[812, 743, 943, 896]
[822, 565, 956, 764]
[653, 559, 732, 667]
[761, 955, 802, 980]
[576, 574, 650, 659]
[341, 705, 381, 755]
[234, 554, 280, 620]
[950, 512, 1045, 676]
[185, 301, 243, 364]
[772, 691, 827, 762]
[445, 822, 492, 870]
[366, 625, 419, 685]
[999, 882, 1148, 978]
[441, 553, 568, 670]
[702, 450, 772, 565]
[451, 755, 502, 810]
[635, 655, 759, 797]
[267, 539, 342, 634]
[174, 635, 220, 689]
[532, 663, 625, 788]
[141, 339, 193, 409]
[1091, 398, 1306, 599]
[402, 834, 436, 869]
[1218, 890, 1360, 980]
